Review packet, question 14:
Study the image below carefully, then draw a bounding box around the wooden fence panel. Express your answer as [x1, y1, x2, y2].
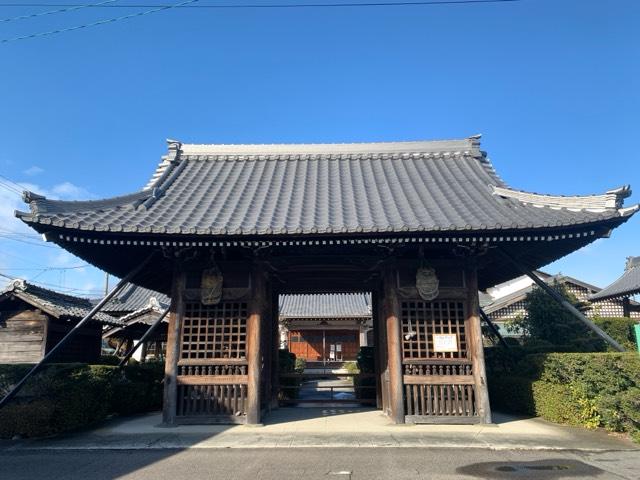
[401, 300, 480, 424]
[175, 301, 249, 423]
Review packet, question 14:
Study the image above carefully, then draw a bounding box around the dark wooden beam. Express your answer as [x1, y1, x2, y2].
[383, 267, 404, 424]
[466, 260, 492, 424]
[162, 270, 185, 425]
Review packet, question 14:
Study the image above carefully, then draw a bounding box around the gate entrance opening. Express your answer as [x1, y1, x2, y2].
[277, 292, 376, 407]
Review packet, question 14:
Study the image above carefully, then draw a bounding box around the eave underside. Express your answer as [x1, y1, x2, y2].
[23, 219, 623, 294]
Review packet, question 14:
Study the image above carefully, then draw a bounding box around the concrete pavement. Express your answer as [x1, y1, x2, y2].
[1, 447, 639, 479]
[4, 408, 638, 452]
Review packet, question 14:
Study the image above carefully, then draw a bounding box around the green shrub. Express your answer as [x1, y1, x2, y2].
[343, 361, 359, 374]
[278, 349, 301, 400]
[353, 347, 376, 400]
[593, 317, 638, 351]
[356, 346, 375, 373]
[487, 352, 640, 441]
[98, 355, 121, 365]
[487, 375, 535, 415]
[294, 358, 306, 373]
[111, 362, 165, 416]
[530, 381, 586, 426]
[0, 362, 164, 439]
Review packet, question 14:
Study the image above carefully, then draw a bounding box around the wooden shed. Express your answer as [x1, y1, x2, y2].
[16, 136, 638, 425]
[0, 279, 120, 364]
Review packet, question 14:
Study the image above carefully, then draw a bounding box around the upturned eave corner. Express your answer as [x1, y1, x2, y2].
[491, 183, 636, 213]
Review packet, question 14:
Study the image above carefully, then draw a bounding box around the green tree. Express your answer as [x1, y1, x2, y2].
[509, 281, 602, 351]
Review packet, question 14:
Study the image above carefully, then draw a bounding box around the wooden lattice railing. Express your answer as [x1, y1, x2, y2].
[403, 360, 476, 420]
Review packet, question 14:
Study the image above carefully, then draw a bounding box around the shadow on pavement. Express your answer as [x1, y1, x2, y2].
[457, 459, 605, 479]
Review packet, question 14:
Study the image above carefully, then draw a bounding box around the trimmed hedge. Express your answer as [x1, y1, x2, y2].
[487, 352, 640, 442]
[0, 362, 164, 439]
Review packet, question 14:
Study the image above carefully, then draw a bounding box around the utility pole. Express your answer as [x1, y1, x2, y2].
[104, 272, 109, 296]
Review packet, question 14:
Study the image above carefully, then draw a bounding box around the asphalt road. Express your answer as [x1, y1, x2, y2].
[1, 448, 638, 480]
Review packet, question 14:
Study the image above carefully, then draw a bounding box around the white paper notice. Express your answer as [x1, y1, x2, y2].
[433, 334, 458, 352]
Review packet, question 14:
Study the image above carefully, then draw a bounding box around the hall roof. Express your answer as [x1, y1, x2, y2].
[280, 293, 371, 319]
[16, 137, 637, 239]
[0, 279, 121, 326]
[103, 283, 170, 316]
[590, 257, 640, 301]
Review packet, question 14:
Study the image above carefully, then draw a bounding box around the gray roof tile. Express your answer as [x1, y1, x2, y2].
[104, 283, 170, 315]
[590, 257, 640, 301]
[16, 137, 638, 238]
[280, 293, 371, 318]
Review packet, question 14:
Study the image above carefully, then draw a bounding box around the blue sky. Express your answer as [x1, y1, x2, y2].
[0, 0, 638, 297]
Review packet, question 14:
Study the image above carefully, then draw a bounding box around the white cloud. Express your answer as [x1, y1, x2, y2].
[50, 181, 92, 200]
[23, 166, 44, 176]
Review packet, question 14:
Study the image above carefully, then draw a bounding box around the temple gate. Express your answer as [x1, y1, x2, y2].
[15, 136, 637, 425]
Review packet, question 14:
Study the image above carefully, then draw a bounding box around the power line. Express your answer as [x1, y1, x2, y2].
[0, 0, 119, 23]
[0, 233, 59, 248]
[0, 273, 104, 295]
[2, 265, 89, 270]
[0, 180, 23, 196]
[0, 227, 43, 239]
[0, 173, 26, 191]
[0, 0, 522, 7]
[1, 0, 199, 44]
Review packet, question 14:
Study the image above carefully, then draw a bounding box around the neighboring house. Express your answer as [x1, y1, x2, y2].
[590, 256, 640, 318]
[0, 279, 120, 364]
[280, 293, 372, 363]
[483, 272, 640, 338]
[102, 283, 170, 361]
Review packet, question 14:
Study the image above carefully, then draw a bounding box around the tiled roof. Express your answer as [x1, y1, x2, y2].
[483, 273, 591, 315]
[280, 293, 371, 319]
[590, 257, 640, 301]
[104, 283, 170, 315]
[0, 279, 121, 326]
[16, 137, 638, 238]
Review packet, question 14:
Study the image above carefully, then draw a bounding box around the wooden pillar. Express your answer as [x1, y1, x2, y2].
[623, 297, 631, 318]
[140, 340, 148, 363]
[372, 289, 385, 410]
[465, 259, 492, 424]
[162, 270, 185, 425]
[247, 262, 266, 425]
[383, 268, 405, 424]
[270, 289, 280, 409]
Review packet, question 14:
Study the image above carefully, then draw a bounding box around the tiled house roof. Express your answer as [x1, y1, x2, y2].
[590, 257, 640, 301]
[0, 279, 121, 326]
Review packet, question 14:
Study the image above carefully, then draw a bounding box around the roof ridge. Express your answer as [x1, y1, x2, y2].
[177, 136, 482, 157]
[3, 278, 93, 305]
[491, 185, 631, 213]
